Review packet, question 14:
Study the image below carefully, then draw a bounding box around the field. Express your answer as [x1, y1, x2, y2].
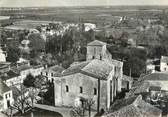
[0, 6, 167, 24]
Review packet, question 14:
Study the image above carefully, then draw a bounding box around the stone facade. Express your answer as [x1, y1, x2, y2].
[87, 40, 112, 61]
[160, 56, 168, 72]
[0, 47, 6, 62]
[54, 40, 123, 111]
[54, 73, 108, 110]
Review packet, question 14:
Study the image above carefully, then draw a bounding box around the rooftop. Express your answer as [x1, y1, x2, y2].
[58, 59, 114, 80]
[0, 70, 19, 81]
[105, 95, 161, 117]
[87, 40, 106, 46]
[143, 72, 168, 81]
[0, 80, 11, 95]
[43, 65, 65, 73]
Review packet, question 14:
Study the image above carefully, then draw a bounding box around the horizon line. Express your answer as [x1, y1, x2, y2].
[1, 4, 168, 8]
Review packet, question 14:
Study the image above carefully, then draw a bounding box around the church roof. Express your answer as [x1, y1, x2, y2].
[57, 59, 114, 80]
[87, 40, 106, 46]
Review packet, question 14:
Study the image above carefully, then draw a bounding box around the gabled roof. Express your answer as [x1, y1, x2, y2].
[43, 65, 65, 73]
[58, 59, 114, 80]
[13, 65, 32, 72]
[1, 70, 19, 81]
[0, 80, 11, 95]
[143, 72, 168, 81]
[105, 95, 162, 117]
[149, 86, 161, 91]
[87, 40, 106, 46]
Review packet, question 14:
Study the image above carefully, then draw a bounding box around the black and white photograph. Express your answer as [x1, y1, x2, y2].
[0, 0, 168, 117]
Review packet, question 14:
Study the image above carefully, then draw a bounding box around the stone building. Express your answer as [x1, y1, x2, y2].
[42, 65, 64, 82]
[160, 56, 168, 72]
[54, 40, 123, 111]
[0, 47, 6, 63]
[87, 40, 112, 61]
[0, 80, 13, 111]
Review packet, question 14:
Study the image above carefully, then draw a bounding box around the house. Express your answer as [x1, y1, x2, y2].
[1, 70, 21, 88]
[0, 47, 6, 63]
[0, 80, 13, 111]
[31, 65, 44, 77]
[102, 95, 162, 117]
[126, 72, 168, 99]
[54, 40, 123, 111]
[0, 63, 11, 74]
[14, 64, 33, 80]
[160, 56, 168, 72]
[122, 75, 133, 91]
[42, 65, 64, 82]
[87, 40, 112, 61]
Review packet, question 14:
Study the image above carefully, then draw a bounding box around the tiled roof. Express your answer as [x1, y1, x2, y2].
[104, 95, 162, 117]
[82, 59, 114, 79]
[0, 80, 11, 95]
[106, 105, 142, 117]
[137, 100, 162, 117]
[133, 82, 150, 94]
[143, 72, 168, 81]
[87, 40, 106, 46]
[149, 86, 161, 91]
[58, 59, 114, 80]
[109, 96, 138, 112]
[33, 65, 44, 69]
[1, 70, 19, 81]
[60, 61, 89, 76]
[43, 65, 65, 73]
[14, 65, 32, 72]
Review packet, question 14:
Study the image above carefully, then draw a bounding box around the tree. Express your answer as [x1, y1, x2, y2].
[6, 45, 20, 63]
[28, 33, 45, 53]
[85, 98, 95, 117]
[10, 85, 31, 114]
[23, 74, 36, 88]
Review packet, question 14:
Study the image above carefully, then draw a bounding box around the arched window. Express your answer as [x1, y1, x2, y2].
[80, 87, 83, 93]
[66, 85, 69, 92]
[100, 54, 102, 60]
[51, 73, 54, 77]
[94, 88, 97, 95]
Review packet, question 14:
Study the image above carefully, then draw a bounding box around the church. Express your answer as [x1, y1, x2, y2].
[54, 40, 123, 111]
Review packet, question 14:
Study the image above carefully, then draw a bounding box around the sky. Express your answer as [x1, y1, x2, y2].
[0, 0, 168, 7]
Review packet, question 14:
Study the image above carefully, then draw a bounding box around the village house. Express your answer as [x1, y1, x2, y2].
[125, 72, 168, 110]
[122, 75, 133, 91]
[1, 70, 21, 88]
[160, 56, 168, 72]
[0, 80, 13, 111]
[0, 47, 6, 63]
[54, 40, 123, 112]
[102, 95, 162, 117]
[41, 65, 64, 82]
